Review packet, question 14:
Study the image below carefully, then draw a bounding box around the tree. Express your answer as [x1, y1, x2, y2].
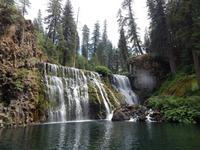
[122, 0, 143, 55]
[118, 27, 129, 71]
[19, 0, 31, 16]
[62, 0, 76, 66]
[144, 28, 151, 53]
[191, 0, 200, 88]
[45, 0, 62, 43]
[0, 0, 14, 8]
[147, 0, 177, 73]
[33, 9, 43, 33]
[81, 25, 90, 61]
[97, 20, 109, 65]
[91, 21, 100, 64]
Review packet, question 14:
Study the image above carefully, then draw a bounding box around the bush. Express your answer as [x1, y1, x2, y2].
[157, 73, 198, 96]
[95, 66, 112, 77]
[148, 96, 200, 123]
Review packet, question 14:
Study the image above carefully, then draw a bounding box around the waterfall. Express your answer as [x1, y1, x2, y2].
[43, 63, 112, 122]
[112, 74, 138, 105]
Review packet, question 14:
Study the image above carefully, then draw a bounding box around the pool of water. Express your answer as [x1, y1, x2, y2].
[0, 121, 199, 150]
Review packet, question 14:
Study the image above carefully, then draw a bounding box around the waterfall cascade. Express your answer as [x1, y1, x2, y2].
[112, 74, 138, 105]
[43, 63, 113, 122]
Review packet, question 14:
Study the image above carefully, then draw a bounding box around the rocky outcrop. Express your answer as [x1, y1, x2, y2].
[0, 18, 45, 127]
[112, 105, 163, 122]
[128, 54, 170, 103]
[112, 105, 148, 121]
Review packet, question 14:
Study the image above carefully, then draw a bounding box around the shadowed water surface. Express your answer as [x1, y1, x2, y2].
[0, 121, 199, 150]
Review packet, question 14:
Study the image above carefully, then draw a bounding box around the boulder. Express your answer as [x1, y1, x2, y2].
[112, 109, 130, 121]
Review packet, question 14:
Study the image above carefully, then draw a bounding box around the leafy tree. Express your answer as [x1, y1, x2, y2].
[45, 0, 62, 43]
[19, 0, 31, 16]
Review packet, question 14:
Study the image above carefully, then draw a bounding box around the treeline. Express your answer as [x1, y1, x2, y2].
[143, 0, 200, 87]
[33, 0, 120, 71]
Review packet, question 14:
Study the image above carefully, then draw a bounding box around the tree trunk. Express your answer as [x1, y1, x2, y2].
[193, 50, 200, 89]
[168, 49, 176, 74]
[62, 50, 67, 66]
[136, 39, 143, 55]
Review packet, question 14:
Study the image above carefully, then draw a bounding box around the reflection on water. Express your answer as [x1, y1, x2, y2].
[0, 121, 200, 150]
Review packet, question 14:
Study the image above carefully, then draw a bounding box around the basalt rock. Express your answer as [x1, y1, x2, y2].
[128, 54, 170, 104]
[112, 105, 148, 122]
[0, 17, 45, 127]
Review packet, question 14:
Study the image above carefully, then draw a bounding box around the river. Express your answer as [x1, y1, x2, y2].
[0, 121, 199, 150]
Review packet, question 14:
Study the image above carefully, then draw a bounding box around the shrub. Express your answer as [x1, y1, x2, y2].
[95, 66, 112, 77]
[148, 96, 200, 123]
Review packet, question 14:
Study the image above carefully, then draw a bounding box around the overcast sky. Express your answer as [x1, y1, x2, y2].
[23, 0, 149, 47]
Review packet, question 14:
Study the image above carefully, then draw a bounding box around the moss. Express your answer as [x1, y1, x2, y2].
[95, 66, 112, 77]
[102, 79, 124, 108]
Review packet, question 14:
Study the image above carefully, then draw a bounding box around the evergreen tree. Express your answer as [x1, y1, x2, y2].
[118, 27, 129, 71]
[97, 20, 108, 65]
[144, 28, 151, 53]
[147, 0, 177, 73]
[62, 0, 76, 66]
[45, 0, 62, 43]
[91, 21, 100, 63]
[33, 9, 43, 33]
[81, 25, 90, 61]
[122, 0, 143, 55]
[19, 0, 31, 16]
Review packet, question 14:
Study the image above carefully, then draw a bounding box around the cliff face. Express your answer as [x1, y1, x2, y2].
[128, 54, 170, 103]
[0, 19, 44, 127]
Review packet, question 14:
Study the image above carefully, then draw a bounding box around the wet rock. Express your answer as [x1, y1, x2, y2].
[112, 109, 130, 121]
[149, 110, 163, 122]
[112, 105, 148, 122]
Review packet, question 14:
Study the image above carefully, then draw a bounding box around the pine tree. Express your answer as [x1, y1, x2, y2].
[97, 20, 109, 65]
[147, 0, 177, 73]
[118, 27, 129, 71]
[122, 0, 143, 55]
[45, 0, 62, 44]
[62, 0, 76, 66]
[91, 21, 100, 64]
[19, 0, 31, 16]
[33, 9, 43, 33]
[81, 25, 90, 61]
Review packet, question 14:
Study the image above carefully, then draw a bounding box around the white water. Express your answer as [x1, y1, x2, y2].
[112, 74, 138, 105]
[43, 63, 113, 122]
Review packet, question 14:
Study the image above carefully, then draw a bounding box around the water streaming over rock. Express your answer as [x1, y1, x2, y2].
[43, 63, 113, 122]
[112, 74, 138, 105]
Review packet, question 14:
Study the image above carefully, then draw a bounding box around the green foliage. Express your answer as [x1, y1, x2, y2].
[76, 55, 87, 69]
[0, 1, 20, 36]
[157, 73, 198, 96]
[95, 66, 112, 77]
[148, 96, 200, 123]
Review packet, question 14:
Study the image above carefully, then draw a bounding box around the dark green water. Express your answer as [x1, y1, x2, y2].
[0, 121, 200, 150]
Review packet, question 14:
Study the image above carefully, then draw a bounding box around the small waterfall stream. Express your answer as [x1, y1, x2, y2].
[112, 74, 138, 105]
[43, 63, 113, 122]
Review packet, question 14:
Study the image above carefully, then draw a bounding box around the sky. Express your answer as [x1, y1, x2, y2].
[22, 0, 150, 47]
